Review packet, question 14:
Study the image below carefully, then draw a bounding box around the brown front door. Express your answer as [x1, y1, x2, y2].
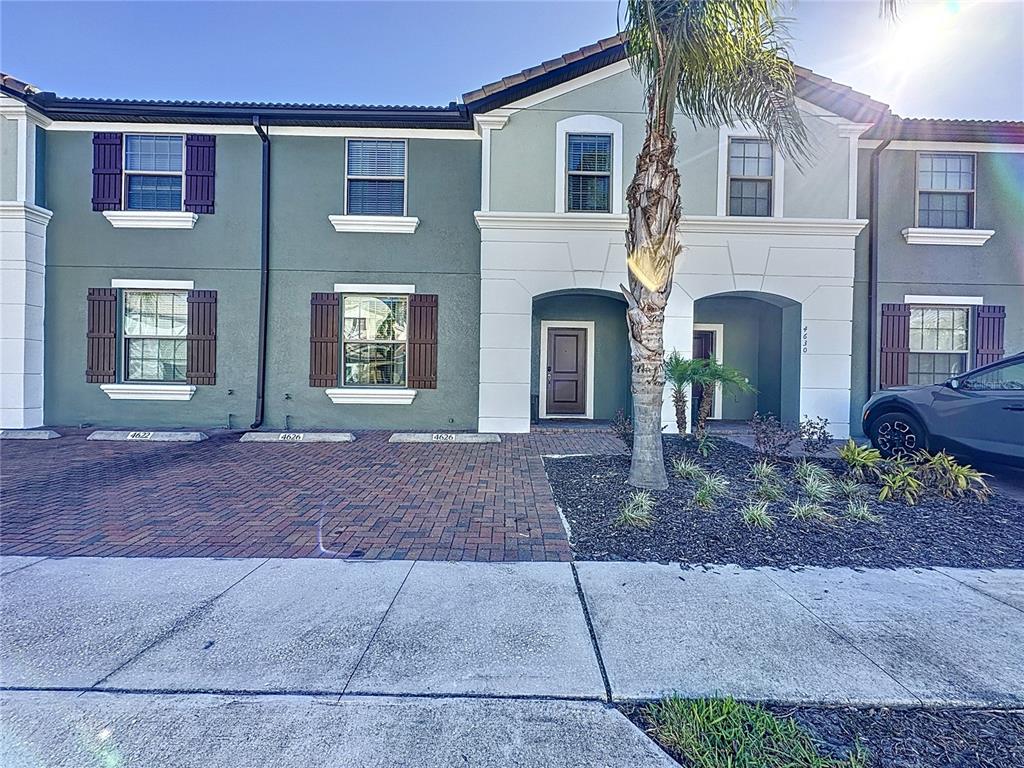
[546, 327, 587, 416]
[692, 330, 715, 423]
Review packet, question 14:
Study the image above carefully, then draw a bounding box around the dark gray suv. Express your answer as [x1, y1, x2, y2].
[862, 352, 1024, 466]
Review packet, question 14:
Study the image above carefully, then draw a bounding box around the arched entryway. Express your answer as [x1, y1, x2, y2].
[531, 289, 630, 422]
[692, 291, 802, 424]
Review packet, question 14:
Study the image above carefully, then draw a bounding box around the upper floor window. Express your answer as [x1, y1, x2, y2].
[566, 133, 612, 212]
[917, 153, 974, 229]
[122, 290, 188, 382]
[908, 305, 969, 385]
[124, 135, 184, 211]
[346, 140, 406, 216]
[727, 138, 773, 217]
[341, 294, 408, 386]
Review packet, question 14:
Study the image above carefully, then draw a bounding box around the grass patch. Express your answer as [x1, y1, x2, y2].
[789, 499, 834, 523]
[693, 472, 730, 510]
[846, 499, 882, 523]
[748, 458, 780, 484]
[740, 499, 775, 529]
[642, 696, 867, 768]
[800, 475, 835, 504]
[672, 456, 705, 481]
[616, 490, 655, 528]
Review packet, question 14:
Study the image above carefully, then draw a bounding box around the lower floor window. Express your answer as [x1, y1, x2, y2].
[123, 290, 188, 381]
[341, 294, 408, 386]
[908, 305, 969, 385]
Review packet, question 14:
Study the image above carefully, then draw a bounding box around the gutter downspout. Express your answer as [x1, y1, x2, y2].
[866, 136, 892, 397]
[251, 116, 270, 429]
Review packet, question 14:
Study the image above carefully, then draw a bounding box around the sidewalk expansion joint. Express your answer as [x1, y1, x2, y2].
[933, 568, 1024, 616]
[570, 561, 613, 703]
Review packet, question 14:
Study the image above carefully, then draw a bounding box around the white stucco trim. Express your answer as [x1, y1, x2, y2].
[716, 124, 785, 217]
[43, 121, 477, 140]
[859, 139, 1024, 154]
[111, 279, 195, 290]
[474, 211, 868, 237]
[904, 294, 985, 306]
[837, 123, 874, 219]
[538, 321, 596, 420]
[328, 215, 419, 234]
[475, 113, 511, 212]
[100, 383, 196, 401]
[692, 323, 725, 421]
[0, 201, 53, 225]
[901, 227, 995, 246]
[102, 211, 198, 229]
[325, 387, 417, 405]
[333, 283, 415, 294]
[554, 115, 624, 215]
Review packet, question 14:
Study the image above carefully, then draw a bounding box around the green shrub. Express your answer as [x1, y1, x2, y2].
[693, 473, 729, 509]
[642, 696, 868, 768]
[800, 475, 834, 504]
[835, 477, 865, 499]
[616, 490, 655, 528]
[672, 456, 705, 481]
[696, 432, 716, 458]
[794, 459, 833, 487]
[836, 439, 882, 482]
[877, 458, 923, 505]
[740, 499, 775, 529]
[789, 499, 833, 523]
[914, 450, 992, 502]
[845, 499, 881, 523]
[753, 481, 787, 502]
[748, 458, 779, 484]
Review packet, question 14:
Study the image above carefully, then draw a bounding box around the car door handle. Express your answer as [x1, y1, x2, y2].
[1004, 405, 1024, 412]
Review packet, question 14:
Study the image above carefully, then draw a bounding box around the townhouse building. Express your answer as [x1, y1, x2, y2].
[2, 35, 1021, 438]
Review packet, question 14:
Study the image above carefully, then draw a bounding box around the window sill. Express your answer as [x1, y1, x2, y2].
[901, 227, 995, 246]
[328, 215, 419, 234]
[100, 383, 197, 401]
[325, 387, 417, 405]
[103, 211, 198, 229]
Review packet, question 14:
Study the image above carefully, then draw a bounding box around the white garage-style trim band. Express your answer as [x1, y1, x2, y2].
[111, 279, 195, 290]
[102, 211, 198, 229]
[328, 215, 419, 234]
[901, 228, 995, 246]
[100, 383, 196, 401]
[333, 283, 416, 294]
[325, 388, 417, 405]
[904, 294, 985, 306]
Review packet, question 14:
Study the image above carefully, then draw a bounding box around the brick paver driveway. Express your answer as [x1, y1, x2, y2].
[1, 429, 623, 561]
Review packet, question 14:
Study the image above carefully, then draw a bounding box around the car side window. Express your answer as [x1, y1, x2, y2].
[961, 360, 1024, 391]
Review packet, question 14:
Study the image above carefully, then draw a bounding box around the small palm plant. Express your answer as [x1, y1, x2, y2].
[665, 351, 754, 438]
[664, 351, 707, 435]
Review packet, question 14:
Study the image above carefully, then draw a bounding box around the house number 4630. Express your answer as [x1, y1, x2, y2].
[802, 326, 809, 354]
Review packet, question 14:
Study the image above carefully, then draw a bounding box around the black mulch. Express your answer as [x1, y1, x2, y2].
[621, 702, 1024, 768]
[545, 436, 1024, 568]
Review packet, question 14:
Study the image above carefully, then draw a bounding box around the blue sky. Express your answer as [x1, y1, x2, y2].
[1, 1, 1021, 120]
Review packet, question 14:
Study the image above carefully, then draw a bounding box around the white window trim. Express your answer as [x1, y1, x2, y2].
[100, 383, 195, 401]
[122, 133, 186, 212]
[328, 214, 419, 234]
[555, 116, 623, 215]
[906, 303, 973, 384]
[904, 294, 984, 306]
[121, 288, 190, 386]
[900, 227, 994, 246]
[325, 387, 417, 405]
[915, 151, 978, 231]
[343, 138, 408, 216]
[717, 124, 784, 217]
[111, 278, 195, 290]
[334, 283, 415, 294]
[102, 211, 198, 229]
[538, 320, 595, 420]
[338, 292, 411, 392]
[692, 323, 725, 421]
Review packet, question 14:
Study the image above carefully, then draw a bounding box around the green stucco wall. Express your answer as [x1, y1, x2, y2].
[531, 293, 630, 421]
[488, 68, 852, 218]
[41, 130, 481, 430]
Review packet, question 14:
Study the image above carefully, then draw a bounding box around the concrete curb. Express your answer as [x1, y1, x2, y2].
[86, 431, 208, 442]
[239, 432, 355, 443]
[0, 429, 61, 440]
[389, 432, 501, 444]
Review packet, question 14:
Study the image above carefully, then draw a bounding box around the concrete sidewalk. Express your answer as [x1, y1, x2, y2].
[2, 556, 1023, 764]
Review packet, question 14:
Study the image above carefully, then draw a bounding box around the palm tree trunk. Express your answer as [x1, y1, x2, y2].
[624, 121, 681, 491]
[695, 386, 714, 437]
[672, 385, 688, 434]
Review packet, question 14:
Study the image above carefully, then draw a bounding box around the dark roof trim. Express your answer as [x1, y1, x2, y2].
[863, 116, 1024, 144]
[0, 83, 473, 130]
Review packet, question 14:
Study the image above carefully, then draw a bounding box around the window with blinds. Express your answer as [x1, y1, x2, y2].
[917, 153, 975, 229]
[346, 139, 407, 216]
[566, 134, 612, 212]
[124, 135, 184, 211]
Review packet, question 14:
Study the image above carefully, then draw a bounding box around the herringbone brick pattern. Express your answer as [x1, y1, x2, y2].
[0, 429, 624, 561]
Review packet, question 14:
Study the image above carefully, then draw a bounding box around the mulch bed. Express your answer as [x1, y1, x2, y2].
[545, 436, 1024, 568]
[621, 701, 1024, 768]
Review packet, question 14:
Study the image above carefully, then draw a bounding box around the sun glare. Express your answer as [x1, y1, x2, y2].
[879, 0, 966, 72]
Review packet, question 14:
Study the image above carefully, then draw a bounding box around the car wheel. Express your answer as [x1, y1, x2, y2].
[869, 411, 926, 459]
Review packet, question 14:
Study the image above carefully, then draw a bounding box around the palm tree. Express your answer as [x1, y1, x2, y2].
[621, 0, 810, 489]
[665, 352, 754, 436]
[664, 351, 705, 434]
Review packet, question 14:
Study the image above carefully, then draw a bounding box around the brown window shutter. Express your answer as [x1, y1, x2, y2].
[86, 288, 118, 383]
[310, 292, 340, 387]
[879, 303, 910, 389]
[974, 305, 1006, 367]
[186, 290, 217, 385]
[408, 294, 438, 389]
